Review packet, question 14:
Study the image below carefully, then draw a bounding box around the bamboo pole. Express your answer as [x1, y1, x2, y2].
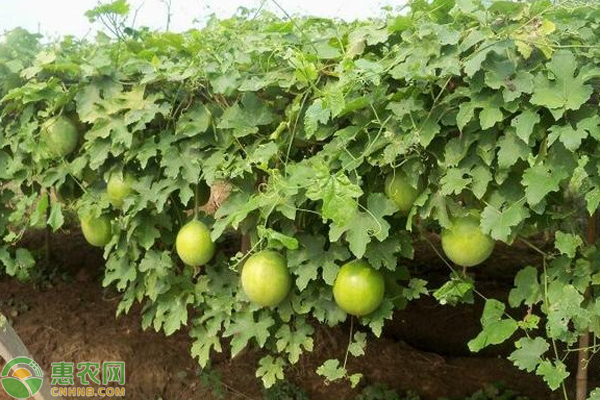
[576, 212, 597, 400]
[0, 315, 61, 400]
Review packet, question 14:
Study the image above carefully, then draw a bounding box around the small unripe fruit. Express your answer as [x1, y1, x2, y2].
[81, 215, 112, 247]
[241, 250, 291, 307]
[175, 220, 215, 267]
[107, 174, 135, 208]
[333, 259, 385, 316]
[384, 173, 419, 215]
[41, 116, 79, 157]
[441, 215, 495, 267]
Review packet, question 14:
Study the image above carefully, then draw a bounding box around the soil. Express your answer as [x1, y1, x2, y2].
[0, 229, 584, 400]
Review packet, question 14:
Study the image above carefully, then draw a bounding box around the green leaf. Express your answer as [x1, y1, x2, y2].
[212, 192, 262, 240]
[522, 164, 568, 206]
[85, 0, 129, 24]
[257, 227, 299, 250]
[314, 173, 363, 226]
[546, 282, 589, 343]
[47, 201, 64, 231]
[444, 133, 478, 167]
[256, 356, 285, 388]
[223, 310, 275, 357]
[132, 214, 162, 250]
[440, 168, 471, 195]
[348, 373, 363, 388]
[403, 278, 428, 300]
[103, 254, 137, 291]
[354, 59, 385, 85]
[138, 250, 173, 301]
[294, 160, 363, 226]
[509, 266, 542, 307]
[485, 59, 533, 102]
[323, 84, 346, 117]
[536, 360, 569, 390]
[288, 234, 349, 290]
[554, 231, 583, 258]
[275, 321, 314, 364]
[586, 188, 600, 215]
[433, 275, 474, 306]
[497, 131, 529, 169]
[456, 102, 475, 131]
[249, 142, 279, 168]
[211, 70, 241, 94]
[530, 50, 593, 114]
[304, 99, 330, 137]
[480, 201, 529, 242]
[519, 314, 541, 331]
[217, 93, 274, 137]
[329, 193, 396, 258]
[0, 248, 35, 280]
[14, 249, 35, 278]
[361, 298, 394, 337]
[470, 164, 493, 199]
[176, 104, 211, 137]
[306, 287, 348, 327]
[30, 193, 49, 228]
[479, 103, 504, 130]
[548, 124, 587, 151]
[463, 41, 510, 77]
[190, 325, 223, 368]
[468, 299, 518, 352]
[348, 331, 367, 357]
[418, 118, 441, 148]
[316, 359, 346, 382]
[152, 290, 194, 336]
[511, 109, 540, 143]
[365, 232, 413, 271]
[588, 389, 600, 400]
[508, 337, 549, 372]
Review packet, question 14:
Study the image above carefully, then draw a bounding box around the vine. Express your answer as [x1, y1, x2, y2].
[1, 0, 600, 398]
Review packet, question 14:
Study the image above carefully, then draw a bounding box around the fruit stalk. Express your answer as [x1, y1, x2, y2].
[45, 189, 51, 266]
[343, 316, 354, 370]
[576, 212, 596, 400]
[194, 182, 199, 219]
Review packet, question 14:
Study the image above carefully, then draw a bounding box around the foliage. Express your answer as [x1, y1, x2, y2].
[3, 0, 600, 394]
[355, 383, 414, 400]
[263, 380, 309, 400]
[355, 383, 529, 400]
[197, 367, 225, 400]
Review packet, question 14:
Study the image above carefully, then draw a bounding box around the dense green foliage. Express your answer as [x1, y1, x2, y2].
[3, 0, 600, 396]
[263, 381, 530, 400]
[354, 383, 530, 400]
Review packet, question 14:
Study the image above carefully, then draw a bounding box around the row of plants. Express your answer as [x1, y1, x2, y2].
[2, 0, 600, 397]
[263, 381, 530, 400]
